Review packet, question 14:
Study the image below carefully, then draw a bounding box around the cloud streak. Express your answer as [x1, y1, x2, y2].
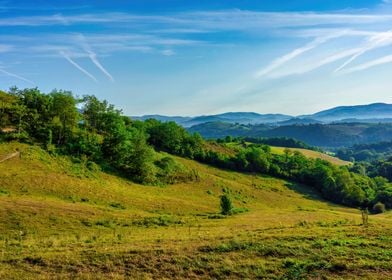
[1, 10, 392, 30]
[59, 51, 97, 82]
[268, 47, 363, 79]
[75, 34, 114, 82]
[255, 30, 354, 78]
[87, 50, 114, 82]
[341, 54, 392, 74]
[335, 30, 392, 72]
[0, 67, 34, 84]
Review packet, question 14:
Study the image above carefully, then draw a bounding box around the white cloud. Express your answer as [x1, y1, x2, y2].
[335, 30, 392, 72]
[1, 10, 392, 29]
[268, 47, 363, 78]
[75, 34, 114, 82]
[341, 54, 392, 73]
[0, 67, 35, 84]
[161, 49, 175, 56]
[255, 30, 358, 78]
[59, 51, 97, 82]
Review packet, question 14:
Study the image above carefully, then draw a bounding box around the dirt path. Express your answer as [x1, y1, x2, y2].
[0, 151, 20, 163]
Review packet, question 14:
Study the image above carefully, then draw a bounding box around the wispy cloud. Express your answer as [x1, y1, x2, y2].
[341, 54, 392, 74]
[0, 44, 12, 52]
[3, 8, 392, 88]
[2, 10, 392, 29]
[86, 50, 114, 81]
[268, 47, 363, 78]
[0, 67, 34, 84]
[255, 30, 354, 78]
[161, 49, 175, 56]
[255, 37, 324, 78]
[76, 34, 114, 82]
[334, 30, 392, 72]
[59, 51, 97, 82]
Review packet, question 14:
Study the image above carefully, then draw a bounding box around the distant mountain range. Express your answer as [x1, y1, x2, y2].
[132, 112, 292, 127]
[132, 103, 392, 127]
[299, 103, 392, 122]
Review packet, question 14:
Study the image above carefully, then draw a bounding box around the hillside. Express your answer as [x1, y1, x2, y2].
[0, 142, 391, 279]
[269, 146, 351, 166]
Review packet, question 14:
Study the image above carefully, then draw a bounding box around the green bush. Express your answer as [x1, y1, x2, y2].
[220, 194, 233, 215]
[373, 202, 386, 214]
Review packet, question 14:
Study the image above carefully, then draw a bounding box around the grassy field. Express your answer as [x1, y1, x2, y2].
[269, 146, 351, 166]
[0, 142, 390, 279]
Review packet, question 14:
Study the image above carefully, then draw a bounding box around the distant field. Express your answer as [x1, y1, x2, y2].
[0, 143, 390, 279]
[270, 146, 351, 166]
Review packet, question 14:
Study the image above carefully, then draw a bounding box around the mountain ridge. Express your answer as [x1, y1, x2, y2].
[132, 103, 392, 127]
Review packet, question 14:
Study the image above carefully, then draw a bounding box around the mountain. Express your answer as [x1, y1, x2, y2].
[183, 112, 292, 127]
[131, 114, 192, 125]
[301, 103, 392, 122]
[132, 103, 392, 127]
[277, 118, 323, 126]
[132, 112, 292, 127]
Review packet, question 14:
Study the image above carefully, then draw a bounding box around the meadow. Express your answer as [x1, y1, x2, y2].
[268, 146, 351, 166]
[0, 142, 391, 279]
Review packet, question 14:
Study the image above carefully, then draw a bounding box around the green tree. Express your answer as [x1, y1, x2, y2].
[49, 90, 79, 145]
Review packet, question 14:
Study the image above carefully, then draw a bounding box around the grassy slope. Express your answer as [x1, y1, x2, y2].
[269, 146, 351, 166]
[0, 142, 391, 279]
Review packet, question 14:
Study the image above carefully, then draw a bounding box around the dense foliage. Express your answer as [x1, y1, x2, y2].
[1, 88, 391, 210]
[336, 141, 392, 162]
[336, 141, 392, 185]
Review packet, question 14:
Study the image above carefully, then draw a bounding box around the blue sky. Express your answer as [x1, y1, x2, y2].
[1, 0, 392, 116]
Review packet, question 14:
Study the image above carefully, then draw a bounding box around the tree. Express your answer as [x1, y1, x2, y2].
[82, 95, 121, 133]
[49, 90, 79, 145]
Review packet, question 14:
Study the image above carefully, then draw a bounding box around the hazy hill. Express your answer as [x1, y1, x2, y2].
[301, 103, 392, 122]
[183, 112, 292, 127]
[277, 118, 323, 126]
[132, 112, 292, 127]
[130, 114, 192, 124]
[132, 103, 392, 127]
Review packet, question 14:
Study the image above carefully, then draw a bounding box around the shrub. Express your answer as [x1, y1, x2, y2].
[220, 194, 233, 215]
[373, 202, 386, 214]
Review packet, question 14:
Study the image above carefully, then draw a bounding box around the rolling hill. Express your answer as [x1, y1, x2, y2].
[189, 122, 392, 147]
[0, 142, 391, 279]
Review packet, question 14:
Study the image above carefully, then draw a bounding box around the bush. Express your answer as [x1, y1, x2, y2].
[373, 202, 386, 214]
[220, 194, 233, 215]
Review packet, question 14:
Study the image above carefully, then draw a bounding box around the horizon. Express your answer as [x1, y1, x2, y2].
[1, 0, 392, 115]
[133, 101, 392, 117]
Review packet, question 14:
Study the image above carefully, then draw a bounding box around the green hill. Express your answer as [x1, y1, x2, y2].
[0, 142, 391, 279]
[188, 122, 392, 147]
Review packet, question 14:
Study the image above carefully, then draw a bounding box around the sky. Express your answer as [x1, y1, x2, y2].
[1, 0, 392, 116]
